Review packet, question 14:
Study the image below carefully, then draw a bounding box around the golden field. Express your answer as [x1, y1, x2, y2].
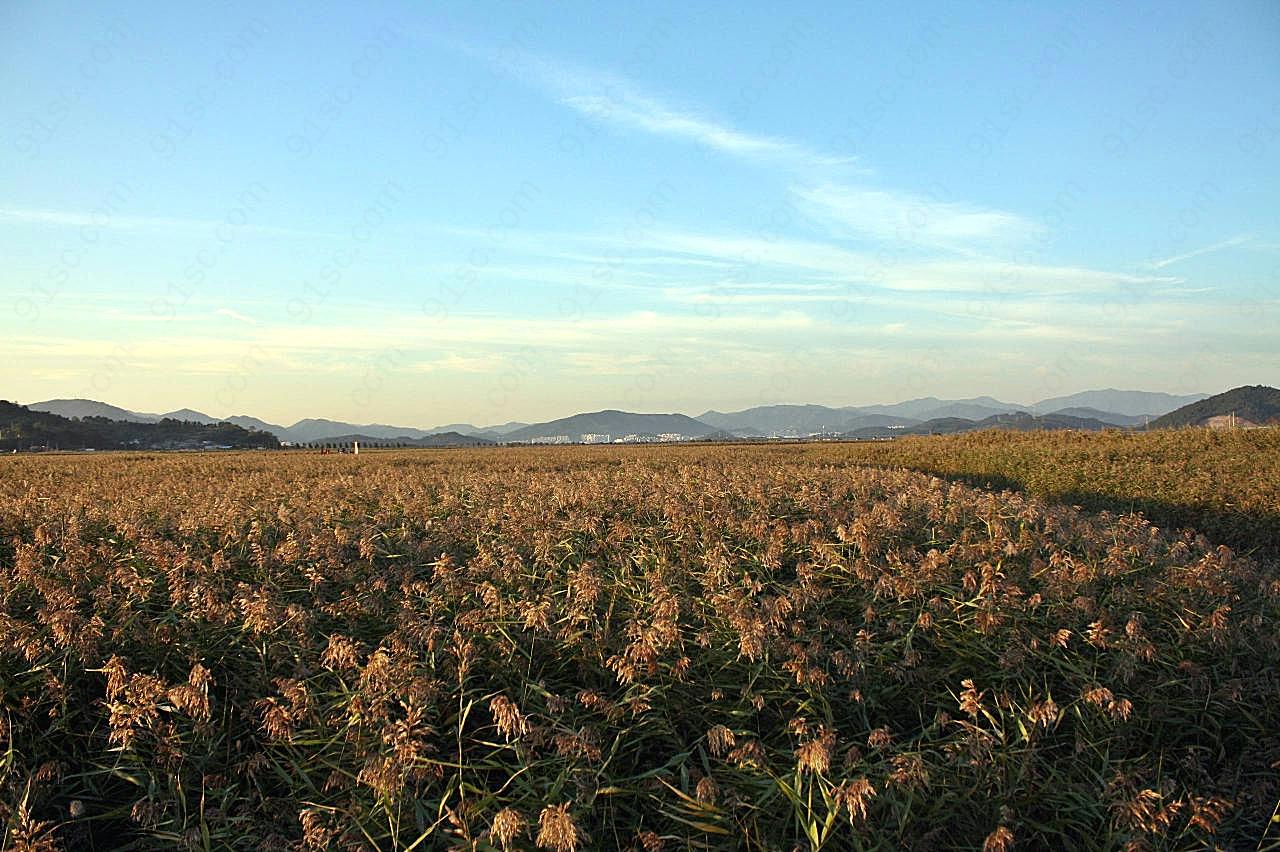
[0, 433, 1277, 849]
[837, 429, 1280, 563]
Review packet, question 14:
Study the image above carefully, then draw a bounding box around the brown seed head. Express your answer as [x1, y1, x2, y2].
[833, 777, 876, 824]
[536, 802, 579, 852]
[490, 695, 528, 742]
[490, 807, 525, 850]
[983, 825, 1014, 852]
[706, 724, 736, 757]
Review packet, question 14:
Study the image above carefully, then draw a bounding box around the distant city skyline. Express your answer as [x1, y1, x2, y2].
[3, 1, 1278, 425]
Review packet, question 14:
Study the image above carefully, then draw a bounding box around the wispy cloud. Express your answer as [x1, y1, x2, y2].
[497, 52, 1051, 259]
[1146, 233, 1253, 269]
[215, 307, 258, 325]
[793, 184, 1044, 253]
[0, 208, 196, 230]
[662, 285, 843, 305]
[412, 222, 1186, 303]
[0, 207, 332, 239]
[560, 91, 852, 167]
[886, 258, 1182, 294]
[409, 354, 509, 373]
[465, 45, 1090, 280]
[629, 229, 1181, 295]
[513, 53, 858, 170]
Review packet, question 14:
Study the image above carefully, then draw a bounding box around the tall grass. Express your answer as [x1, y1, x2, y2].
[0, 440, 1276, 849]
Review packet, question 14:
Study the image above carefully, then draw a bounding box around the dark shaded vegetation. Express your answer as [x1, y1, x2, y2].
[0, 400, 278, 451]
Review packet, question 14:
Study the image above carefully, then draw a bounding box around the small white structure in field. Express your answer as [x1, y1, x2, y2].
[353, 441, 360, 455]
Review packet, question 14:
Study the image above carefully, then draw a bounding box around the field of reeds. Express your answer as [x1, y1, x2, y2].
[1, 434, 1278, 849]
[836, 428, 1280, 563]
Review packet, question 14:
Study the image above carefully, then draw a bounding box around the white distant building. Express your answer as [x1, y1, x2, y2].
[614, 434, 682, 443]
[531, 435, 571, 445]
[580, 433, 612, 444]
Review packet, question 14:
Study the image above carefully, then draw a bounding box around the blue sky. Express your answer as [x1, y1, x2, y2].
[2, 1, 1278, 426]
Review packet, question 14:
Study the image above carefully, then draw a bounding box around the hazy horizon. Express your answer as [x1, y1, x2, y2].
[10, 384, 1228, 430]
[4, 2, 1278, 426]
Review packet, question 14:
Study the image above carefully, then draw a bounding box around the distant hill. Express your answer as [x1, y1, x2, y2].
[905, 416, 978, 435]
[700, 398, 1028, 436]
[161, 408, 219, 424]
[1031, 389, 1206, 417]
[427, 423, 499, 440]
[1149, 385, 1280, 429]
[976, 411, 1113, 432]
[1044, 407, 1146, 427]
[285, 419, 438, 443]
[424, 422, 539, 440]
[701, 392, 1209, 435]
[30, 398, 158, 423]
[412, 431, 495, 447]
[24, 399, 509, 444]
[225, 415, 291, 436]
[697, 404, 918, 437]
[504, 411, 718, 442]
[223, 415, 495, 443]
[302, 432, 495, 448]
[697, 404, 854, 435]
[689, 429, 741, 442]
[483, 421, 530, 435]
[845, 410, 1114, 439]
[848, 413, 921, 428]
[914, 401, 1021, 421]
[858, 396, 1023, 420]
[0, 401, 278, 451]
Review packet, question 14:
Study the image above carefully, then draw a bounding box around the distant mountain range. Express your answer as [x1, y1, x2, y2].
[697, 405, 918, 436]
[856, 395, 1026, 420]
[694, 390, 1204, 437]
[304, 432, 495, 448]
[1042, 407, 1147, 427]
[27, 398, 199, 424]
[0, 401, 278, 451]
[29, 399, 525, 445]
[20, 387, 1246, 447]
[1029, 389, 1206, 417]
[504, 411, 718, 442]
[842, 410, 1118, 439]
